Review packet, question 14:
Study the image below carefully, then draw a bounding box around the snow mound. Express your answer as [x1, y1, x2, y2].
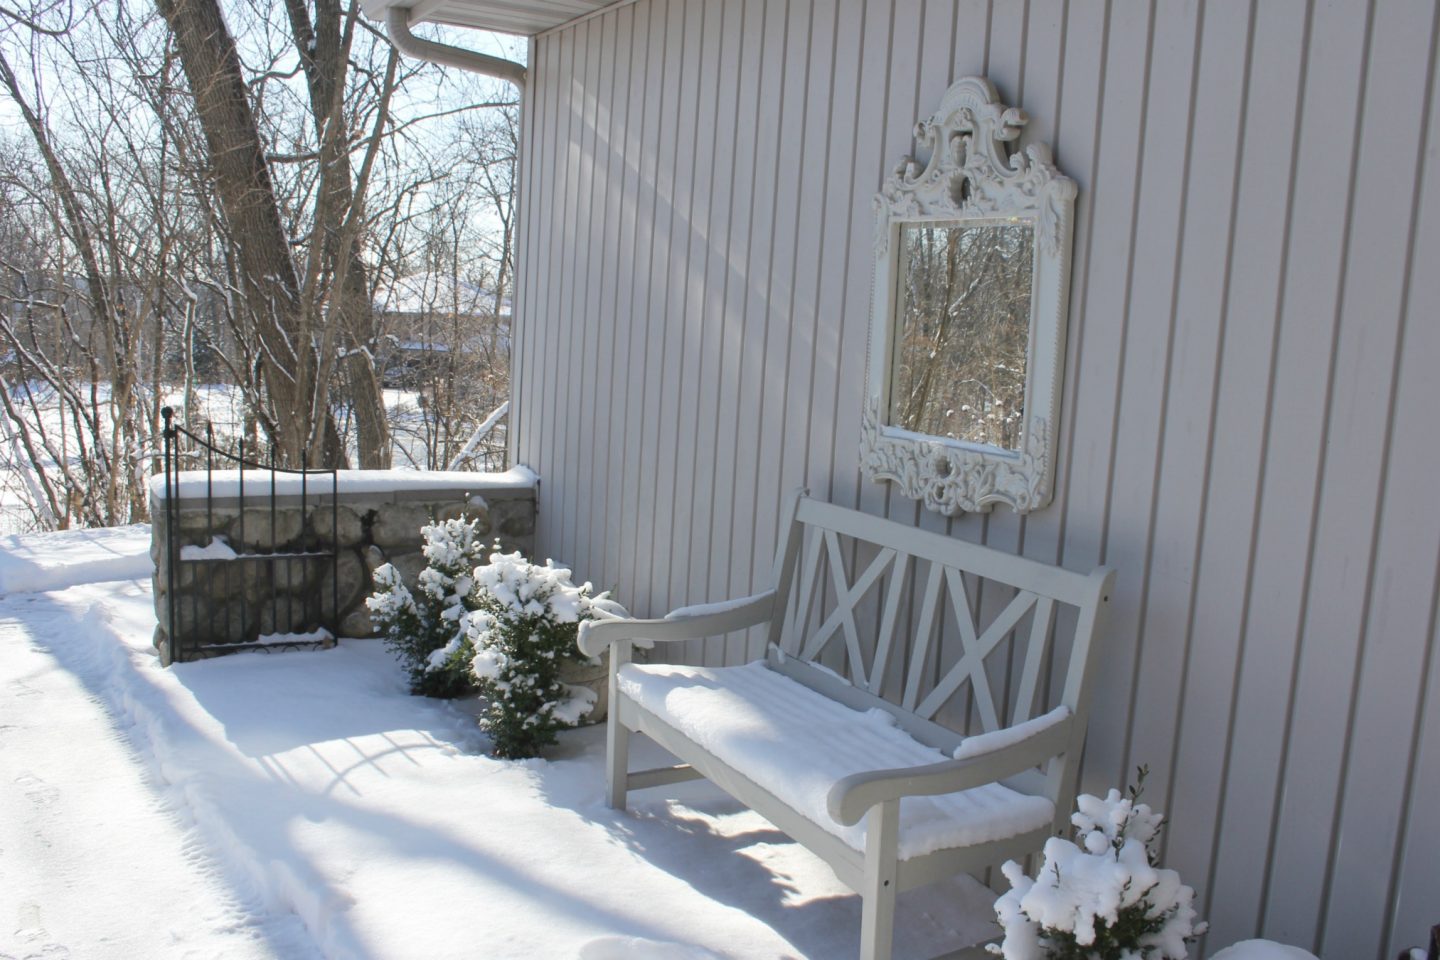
[1209, 941, 1320, 960]
[0, 524, 152, 595]
[180, 535, 237, 560]
[952, 705, 1069, 760]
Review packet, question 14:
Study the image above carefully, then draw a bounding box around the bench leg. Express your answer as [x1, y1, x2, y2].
[606, 643, 632, 810]
[860, 801, 899, 960]
[606, 711, 631, 809]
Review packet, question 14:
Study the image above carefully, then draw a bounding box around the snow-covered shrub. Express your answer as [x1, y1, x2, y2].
[990, 768, 1206, 960]
[365, 515, 490, 698]
[463, 548, 623, 759]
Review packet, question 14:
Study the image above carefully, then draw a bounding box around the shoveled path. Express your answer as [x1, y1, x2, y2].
[0, 584, 315, 960]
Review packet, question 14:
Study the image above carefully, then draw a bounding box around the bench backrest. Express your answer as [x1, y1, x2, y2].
[765, 493, 1113, 806]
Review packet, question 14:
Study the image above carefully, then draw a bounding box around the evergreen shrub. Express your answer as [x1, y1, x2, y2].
[365, 515, 489, 698]
[462, 549, 622, 759]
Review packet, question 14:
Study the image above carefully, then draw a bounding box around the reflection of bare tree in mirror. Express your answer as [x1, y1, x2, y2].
[888, 222, 1033, 451]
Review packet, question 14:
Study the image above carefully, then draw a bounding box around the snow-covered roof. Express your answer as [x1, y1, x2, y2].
[359, 0, 619, 37]
[373, 272, 511, 318]
[391, 340, 452, 353]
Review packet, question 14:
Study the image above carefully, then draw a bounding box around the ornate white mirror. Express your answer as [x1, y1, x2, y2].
[861, 77, 1076, 514]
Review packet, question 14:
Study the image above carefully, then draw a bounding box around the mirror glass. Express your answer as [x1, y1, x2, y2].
[886, 220, 1034, 452]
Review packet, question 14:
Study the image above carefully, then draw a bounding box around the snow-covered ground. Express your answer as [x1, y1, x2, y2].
[0, 524, 152, 593]
[0, 527, 999, 959]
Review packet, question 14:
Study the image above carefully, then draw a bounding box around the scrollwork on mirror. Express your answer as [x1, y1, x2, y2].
[861, 76, 1076, 515]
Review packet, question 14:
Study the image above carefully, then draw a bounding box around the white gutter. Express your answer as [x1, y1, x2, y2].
[385, 7, 526, 88]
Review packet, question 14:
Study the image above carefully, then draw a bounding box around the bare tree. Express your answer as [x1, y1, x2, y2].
[155, 0, 346, 465]
[0, 11, 155, 526]
[890, 223, 1032, 450]
[372, 169, 510, 471]
[0, 0, 520, 529]
[282, 0, 394, 466]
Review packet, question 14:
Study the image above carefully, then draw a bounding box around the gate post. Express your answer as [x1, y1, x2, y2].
[160, 407, 179, 666]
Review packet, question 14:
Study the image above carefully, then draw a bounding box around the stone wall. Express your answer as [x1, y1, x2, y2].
[151, 477, 536, 665]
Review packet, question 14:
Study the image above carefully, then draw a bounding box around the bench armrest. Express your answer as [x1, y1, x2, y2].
[577, 589, 776, 657]
[826, 713, 1073, 826]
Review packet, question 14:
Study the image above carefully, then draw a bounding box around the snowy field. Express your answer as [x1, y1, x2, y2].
[0, 526, 1000, 959]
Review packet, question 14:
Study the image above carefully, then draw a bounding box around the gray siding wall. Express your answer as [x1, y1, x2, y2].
[509, 1, 1440, 956]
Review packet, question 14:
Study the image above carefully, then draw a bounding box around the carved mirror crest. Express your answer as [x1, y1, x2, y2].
[861, 76, 1076, 515]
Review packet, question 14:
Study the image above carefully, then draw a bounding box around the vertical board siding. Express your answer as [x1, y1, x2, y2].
[512, 0, 1439, 955]
[1202, 0, 1309, 940]
[1309, 4, 1439, 955]
[1381, 3, 1440, 939]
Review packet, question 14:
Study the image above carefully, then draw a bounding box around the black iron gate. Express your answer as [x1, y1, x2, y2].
[159, 407, 341, 663]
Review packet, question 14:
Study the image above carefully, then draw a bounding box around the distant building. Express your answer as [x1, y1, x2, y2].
[371, 271, 509, 389]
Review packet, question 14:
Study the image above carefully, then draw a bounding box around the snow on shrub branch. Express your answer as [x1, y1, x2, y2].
[366, 515, 490, 699]
[990, 767, 1206, 960]
[367, 516, 625, 758]
[461, 548, 624, 759]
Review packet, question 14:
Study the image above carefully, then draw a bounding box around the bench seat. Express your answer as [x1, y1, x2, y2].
[617, 660, 1055, 861]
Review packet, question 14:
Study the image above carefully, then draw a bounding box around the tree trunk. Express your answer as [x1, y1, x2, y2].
[286, 0, 392, 468]
[154, 0, 331, 465]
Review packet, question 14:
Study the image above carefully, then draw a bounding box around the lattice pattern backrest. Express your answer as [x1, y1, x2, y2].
[773, 497, 1100, 735]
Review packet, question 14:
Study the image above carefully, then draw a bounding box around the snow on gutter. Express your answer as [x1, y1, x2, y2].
[385, 6, 526, 88]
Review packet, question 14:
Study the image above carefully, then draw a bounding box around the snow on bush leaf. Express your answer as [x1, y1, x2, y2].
[366, 515, 490, 698]
[464, 548, 622, 759]
[989, 767, 1205, 960]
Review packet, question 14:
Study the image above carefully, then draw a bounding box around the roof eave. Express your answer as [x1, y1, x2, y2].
[362, 0, 629, 38]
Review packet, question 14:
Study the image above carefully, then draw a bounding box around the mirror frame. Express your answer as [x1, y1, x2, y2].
[861, 77, 1076, 515]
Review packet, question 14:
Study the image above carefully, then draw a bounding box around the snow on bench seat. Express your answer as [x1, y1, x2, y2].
[616, 660, 1055, 861]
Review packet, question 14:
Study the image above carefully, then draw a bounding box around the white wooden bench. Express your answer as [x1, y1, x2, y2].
[577, 492, 1114, 960]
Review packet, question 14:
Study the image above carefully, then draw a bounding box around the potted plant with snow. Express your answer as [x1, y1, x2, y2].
[365, 514, 489, 699]
[458, 547, 624, 759]
[989, 767, 1206, 960]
